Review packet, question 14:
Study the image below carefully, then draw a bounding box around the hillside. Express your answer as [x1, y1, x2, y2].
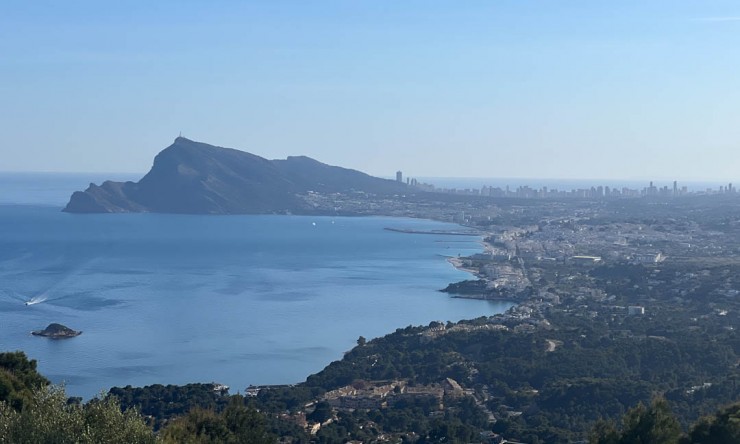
[63, 137, 407, 214]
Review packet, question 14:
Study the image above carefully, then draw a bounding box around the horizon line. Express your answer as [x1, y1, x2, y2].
[1, 170, 736, 186]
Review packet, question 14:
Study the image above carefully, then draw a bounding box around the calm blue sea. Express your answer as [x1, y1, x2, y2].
[0, 173, 512, 399]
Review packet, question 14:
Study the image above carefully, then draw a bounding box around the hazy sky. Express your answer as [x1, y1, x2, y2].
[2, 1, 739, 180]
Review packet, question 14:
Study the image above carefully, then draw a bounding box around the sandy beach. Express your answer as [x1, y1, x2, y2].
[446, 256, 483, 278]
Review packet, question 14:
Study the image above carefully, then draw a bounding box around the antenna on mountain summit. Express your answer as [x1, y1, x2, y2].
[179, 131, 182, 137]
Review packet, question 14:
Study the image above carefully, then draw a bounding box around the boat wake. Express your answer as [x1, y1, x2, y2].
[19, 257, 101, 306]
[25, 295, 47, 306]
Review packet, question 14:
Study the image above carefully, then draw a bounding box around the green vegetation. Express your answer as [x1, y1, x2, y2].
[292, 312, 738, 442]
[159, 396, 274, 444]
[2, 371, 738, 443]
[0, 385, 155, 444]
[590, 398, 740, 444]
[440, 279, 489, 295]
[0, 351, 49, 411]
[590, 398, 682, 444]
[684, 403, 740, 444]
[110, 383, 232, 430]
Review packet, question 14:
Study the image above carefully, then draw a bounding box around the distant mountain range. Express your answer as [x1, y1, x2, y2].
[63, 137, 408, 214]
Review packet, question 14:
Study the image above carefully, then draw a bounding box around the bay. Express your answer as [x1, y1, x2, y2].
[0, 174, 512, 399]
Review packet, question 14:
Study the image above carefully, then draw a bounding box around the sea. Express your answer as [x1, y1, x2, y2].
[0, 173, 513, 399]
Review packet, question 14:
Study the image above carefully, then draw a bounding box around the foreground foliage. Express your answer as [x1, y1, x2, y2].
[590, 398, 682, 444]
[159, 396, 275, 444]
[683, 403, 740, 444]
[1, 347, 739, 442]
[591, 398, 740, 444]
[0, 385, 156, 444]
[0, 351, 49, 411]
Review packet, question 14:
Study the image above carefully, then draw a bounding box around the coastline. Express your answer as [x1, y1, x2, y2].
[446, 256, 483, 278]
[443, 225, 485, 283]
[3, 207, 509, 399]
[442, 232, 522, 303]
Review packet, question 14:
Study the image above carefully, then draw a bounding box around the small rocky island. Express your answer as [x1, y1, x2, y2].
[32, 323, 82, 339]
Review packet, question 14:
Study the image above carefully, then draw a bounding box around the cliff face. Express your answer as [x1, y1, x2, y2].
[63, 137, 407, 214]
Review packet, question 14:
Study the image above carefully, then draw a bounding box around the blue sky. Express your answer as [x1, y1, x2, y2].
[2, 1, 739, 180]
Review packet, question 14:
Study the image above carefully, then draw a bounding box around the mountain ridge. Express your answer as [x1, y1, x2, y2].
[63, 137, 408, 214]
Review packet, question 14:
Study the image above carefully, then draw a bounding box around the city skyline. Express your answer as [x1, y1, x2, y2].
[2, 1, 740, 181]
[396, 173, 737, 198]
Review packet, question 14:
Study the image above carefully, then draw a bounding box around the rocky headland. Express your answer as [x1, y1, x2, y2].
[63, 137, 408, 214]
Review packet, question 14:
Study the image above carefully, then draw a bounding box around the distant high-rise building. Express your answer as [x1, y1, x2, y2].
[673, 181, 678, 196]
[647, 181, 657, 196]
[396, 171, 403, 182]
